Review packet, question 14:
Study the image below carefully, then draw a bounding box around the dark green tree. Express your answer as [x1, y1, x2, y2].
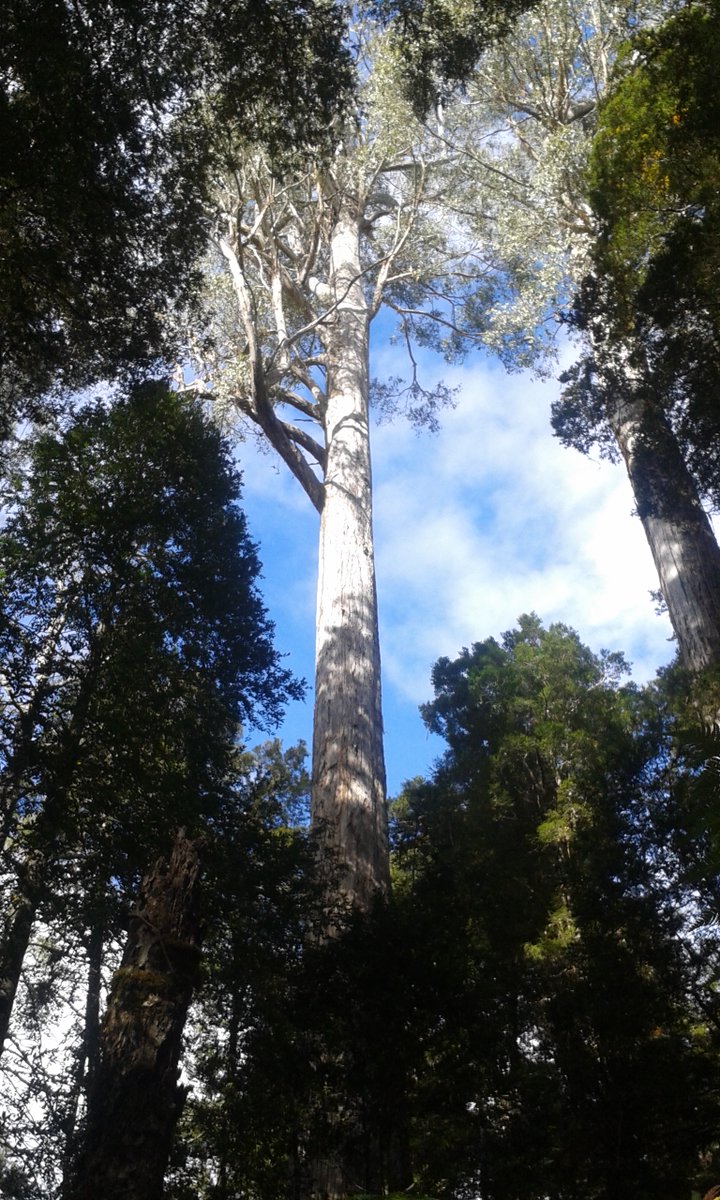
[585, 0, 720, 444]
[0, 383, 301, 1187]
[387, 616, 720, 1199]
[0, 0, 352, 419]
[368, 0, 537, 112]
[166, 740, 317, 1200]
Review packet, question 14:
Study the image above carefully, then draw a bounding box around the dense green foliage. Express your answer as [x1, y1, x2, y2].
[369, 0, 538, 111]
[158, 620, 720, 1200]
[0, 381, 298, 856]
[0, 0, 351, 417]
[391, 618, 720, 1198]
[554, 0, 720, 504]
[588, 1, 720, 319]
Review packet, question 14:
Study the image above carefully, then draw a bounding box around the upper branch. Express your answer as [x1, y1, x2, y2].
[219, 232, 325, 513]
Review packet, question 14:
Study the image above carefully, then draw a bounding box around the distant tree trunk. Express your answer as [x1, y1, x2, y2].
[67, 829, 203, 1200]
[0, 673, 96, 1055]
[0, 851, 42, 1056]
[61, 916, 105, 1190]
[0, 593, 72, 844]
[312, 207, 389, 915]
[608, 386, 720, 676]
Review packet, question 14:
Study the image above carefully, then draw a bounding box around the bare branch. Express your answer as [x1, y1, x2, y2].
[370, 163, 426, 316]
[219, 234, 324, 512]
[273, 387, 322, 422]
[281, 421, 327, 469]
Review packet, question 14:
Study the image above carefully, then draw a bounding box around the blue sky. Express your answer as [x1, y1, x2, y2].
[239, 345, 676, 797]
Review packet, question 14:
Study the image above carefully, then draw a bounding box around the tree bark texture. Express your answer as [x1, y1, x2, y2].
[67, 830, 203, 1200]
[608, 387, 720, 675]
[312, 210, 389, 915]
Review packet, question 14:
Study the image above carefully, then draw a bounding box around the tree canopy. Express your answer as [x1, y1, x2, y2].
[388, 617, 720, 1199]
[0, 383, 301, 1190]
[560, 0, 720, 503]
[0, 0, 352, 416]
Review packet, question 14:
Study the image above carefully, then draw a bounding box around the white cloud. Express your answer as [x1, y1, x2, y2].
[373, 358, 674, 707]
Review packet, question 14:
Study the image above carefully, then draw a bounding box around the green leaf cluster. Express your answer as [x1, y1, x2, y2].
[559, 1, 720, 501]
[369, 0, 538, 112]
[589, 2, 720, 306]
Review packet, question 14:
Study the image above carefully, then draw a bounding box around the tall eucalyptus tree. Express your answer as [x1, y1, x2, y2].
[188, 27, 520, 912]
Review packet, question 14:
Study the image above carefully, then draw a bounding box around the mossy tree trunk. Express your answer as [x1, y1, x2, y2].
[608, 387, 720, 675]
[66, 829, 203, 1200]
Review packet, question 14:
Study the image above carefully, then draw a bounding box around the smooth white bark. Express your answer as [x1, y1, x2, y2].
[312, 209, 389, 912]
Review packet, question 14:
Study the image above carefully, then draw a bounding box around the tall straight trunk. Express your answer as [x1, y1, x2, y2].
[608, 387, 720, 674]
[312, 208, 389, 914]
[67, 830, 203, 1200]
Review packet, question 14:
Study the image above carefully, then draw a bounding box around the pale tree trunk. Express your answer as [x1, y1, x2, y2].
[0, 589, 73, 844]
[608, 387, 720, 675]
[66, 829, 203, 1200]
[216, 181, 390, 918]
[312, 207, 389, 916]
[61, 916, 104, 1189]
[307, 207, 389, 1198]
